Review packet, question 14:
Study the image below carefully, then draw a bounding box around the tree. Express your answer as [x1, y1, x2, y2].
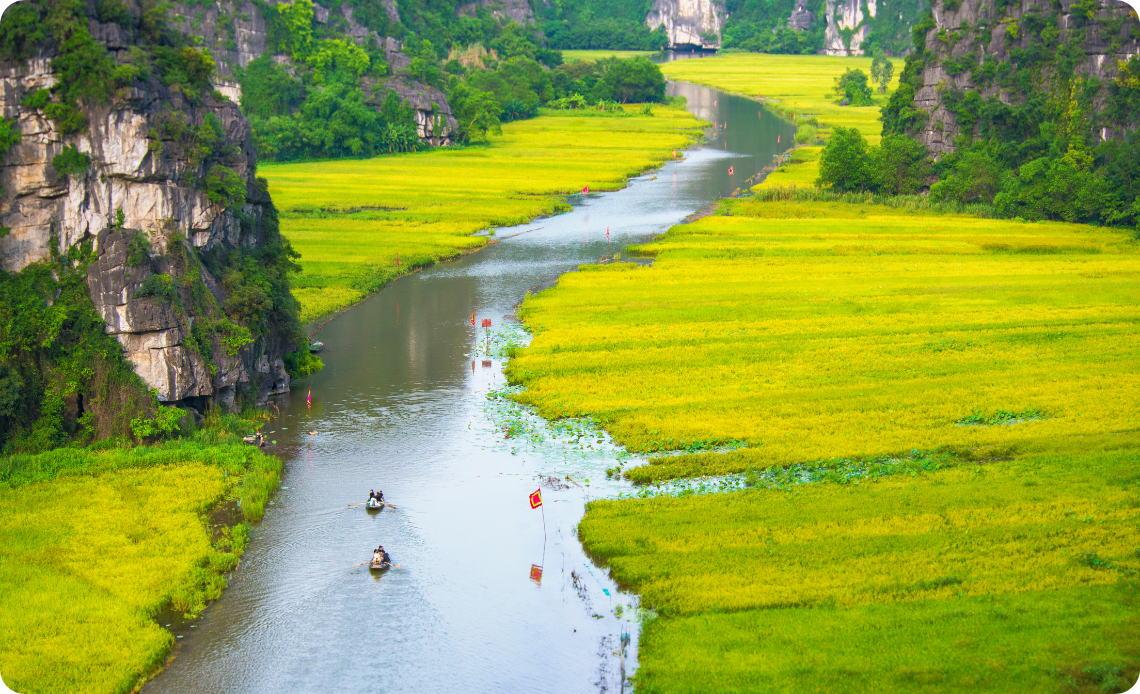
[834, 68, 874, 106]
[869, 134, 929, 194]
[593, 57, 665, 103]
[449, 83, 502, 143]
[870, 48, 894, 94]
[817, 126, 870, 191]
[930, 148, 1003, 204]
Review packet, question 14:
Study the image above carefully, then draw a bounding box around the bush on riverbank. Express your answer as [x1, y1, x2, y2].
[0, 412, 281, 693]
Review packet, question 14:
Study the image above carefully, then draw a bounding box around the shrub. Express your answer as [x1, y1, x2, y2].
[204, 165, 245, 207]
[129, 405, 185, 441]
[50, 144, 90, 178]
[283, 348, 323, 379]
[834, 68, 874, 106]
[817, 126, 870, 191]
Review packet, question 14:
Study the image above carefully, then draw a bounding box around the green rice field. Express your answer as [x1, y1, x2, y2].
[0, 422, 280, 693]
[561, 49, 659, 62]
[510, 197, 1140, 691]
[262, 106, 703, 324]
[658, 53, 899, 189]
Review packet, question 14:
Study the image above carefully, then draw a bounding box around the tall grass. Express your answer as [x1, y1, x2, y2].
[262, 105, 704, 323]
[0, 414, 280, 693]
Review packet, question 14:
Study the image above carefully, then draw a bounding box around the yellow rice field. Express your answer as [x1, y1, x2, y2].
[509, 199, 1140, 482]
[262, 106, 704, 323]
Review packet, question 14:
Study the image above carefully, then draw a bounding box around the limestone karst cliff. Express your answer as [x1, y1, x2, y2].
[0, 0, 302, 430]
[646, 0, 727, 49]
[823, 0, 877, 54]
[907, 0, 1140, 155]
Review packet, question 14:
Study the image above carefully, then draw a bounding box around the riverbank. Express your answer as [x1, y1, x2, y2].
[0, 415, 281, 693]
[509, 196, 1140, 690]
[261, 105, 705, 325]
[658, 53, 898, 188]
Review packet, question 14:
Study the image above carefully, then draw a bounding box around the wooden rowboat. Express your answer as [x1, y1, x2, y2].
[365, 498, 383, 510]
[369, 560, 389, 571]
[308, 341, 324, 353]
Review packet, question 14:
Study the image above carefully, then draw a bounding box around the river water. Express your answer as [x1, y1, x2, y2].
[145, 80, 793, 694]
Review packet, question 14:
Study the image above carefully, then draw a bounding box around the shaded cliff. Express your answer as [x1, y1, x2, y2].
[0, 0, 305, 448]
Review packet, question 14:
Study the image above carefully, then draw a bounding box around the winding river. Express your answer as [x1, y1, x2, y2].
[145, 77, 793, 694]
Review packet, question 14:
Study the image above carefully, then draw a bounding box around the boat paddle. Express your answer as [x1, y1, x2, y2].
[347, 502, 365, 507]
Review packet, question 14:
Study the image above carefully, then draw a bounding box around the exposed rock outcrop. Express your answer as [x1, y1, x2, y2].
[0, 32, 292, 404]
[787, 1, 816, 31]
[912, 0, 1140, 156]
[823, 0, 877, 55]
[646, 0, 727, 49]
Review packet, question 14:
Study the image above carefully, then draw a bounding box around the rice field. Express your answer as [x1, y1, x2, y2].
[509, 199, 1140, 481]
[262, 106, 704, 323]
[658, 53, 898, 188]
[0, 429, 280, 693]
[561, 49, 659, 62]
[510, 196, 1140, 691]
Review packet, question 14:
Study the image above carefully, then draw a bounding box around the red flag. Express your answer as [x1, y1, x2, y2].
[529, 564, 543, 584]
[728, 165, 734, 175]
[606, 227, 609, 239]
[471, 310, 475, 326]
[306, 386, 311, 408]
[396, 253, 399, 268]
[481, 318, 492, 328]
[529, 488, 542, 509]
[778, 135, 781, 143]
[582, 185, 589, 195]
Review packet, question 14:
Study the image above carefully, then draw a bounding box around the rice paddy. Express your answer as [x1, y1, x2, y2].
[0, 427, 280, 693]
[262, 106, 704, 323]
[508, 193, 1140, 691]
[561, 49, 659, 62]
[657, 53, 899, 188]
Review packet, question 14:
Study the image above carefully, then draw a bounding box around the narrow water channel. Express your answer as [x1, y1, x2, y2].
[145, 80, 793, 694]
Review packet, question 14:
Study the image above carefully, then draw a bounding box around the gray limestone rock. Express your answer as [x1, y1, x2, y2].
[646, 0, 727, 49]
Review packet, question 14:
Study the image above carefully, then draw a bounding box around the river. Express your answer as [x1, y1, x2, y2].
[145, 78, 794, 694]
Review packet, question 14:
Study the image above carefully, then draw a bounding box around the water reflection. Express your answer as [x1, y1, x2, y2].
[145, 83, 793, 694]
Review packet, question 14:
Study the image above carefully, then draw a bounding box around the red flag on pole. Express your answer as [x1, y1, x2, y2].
[582, 185, 589, 195]
[606, 227, 609, 239]
[728, 165, 734, 175]
[529, 488, 542, 509]
[307, 386, 311, 408]
[530, 564, 543, 584]
[471, 310, 475, 326]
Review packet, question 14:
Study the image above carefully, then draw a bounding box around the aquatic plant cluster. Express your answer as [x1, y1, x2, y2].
[263, 106, 704, 323]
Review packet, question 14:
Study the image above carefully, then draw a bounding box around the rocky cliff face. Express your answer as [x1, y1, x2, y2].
[646, 0, 727, 49]
[457, 0, 535, 25]
[169, 0, 458, 145]
[823, 0, 877, 54]
[0, 30, 292, 406]
[913, 0, 1140, 156]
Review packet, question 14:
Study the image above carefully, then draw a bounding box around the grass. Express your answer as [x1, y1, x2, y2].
[262, 105, 704, 324]
[561, 49, 660, 62]
[657, 53, 900, 188]
[509, 190, 1140, 690]
[582, 448, 1140, 692]
[0, 415, 280, 694]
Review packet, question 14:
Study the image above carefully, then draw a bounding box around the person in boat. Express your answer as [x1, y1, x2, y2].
[368, 489, 376, 501]
[379, 546, 390, 565]
[372, 547, 383, 564]
[376, 490, 384, 503]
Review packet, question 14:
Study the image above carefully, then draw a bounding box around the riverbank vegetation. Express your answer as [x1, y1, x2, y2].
[0, 413, 280, 694]
[263, 105, 704, 323]
[511, 195, 1140, 689]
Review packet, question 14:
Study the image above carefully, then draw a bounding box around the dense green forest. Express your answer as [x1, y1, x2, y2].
[239, 0, 669, 159]
[538, 0, 667, 50]
[822, 7, 1140, 227]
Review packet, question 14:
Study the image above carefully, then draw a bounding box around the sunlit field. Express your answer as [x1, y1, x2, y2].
[511, 197, 1140, 691]
[582, 449, 1140, 691]
[658, 53, 899, 188]
[561, 49, 659, 62]
[0, 428, 280, 693]
[262, 106, 703, 323]
[509, 198, 1140, 481]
